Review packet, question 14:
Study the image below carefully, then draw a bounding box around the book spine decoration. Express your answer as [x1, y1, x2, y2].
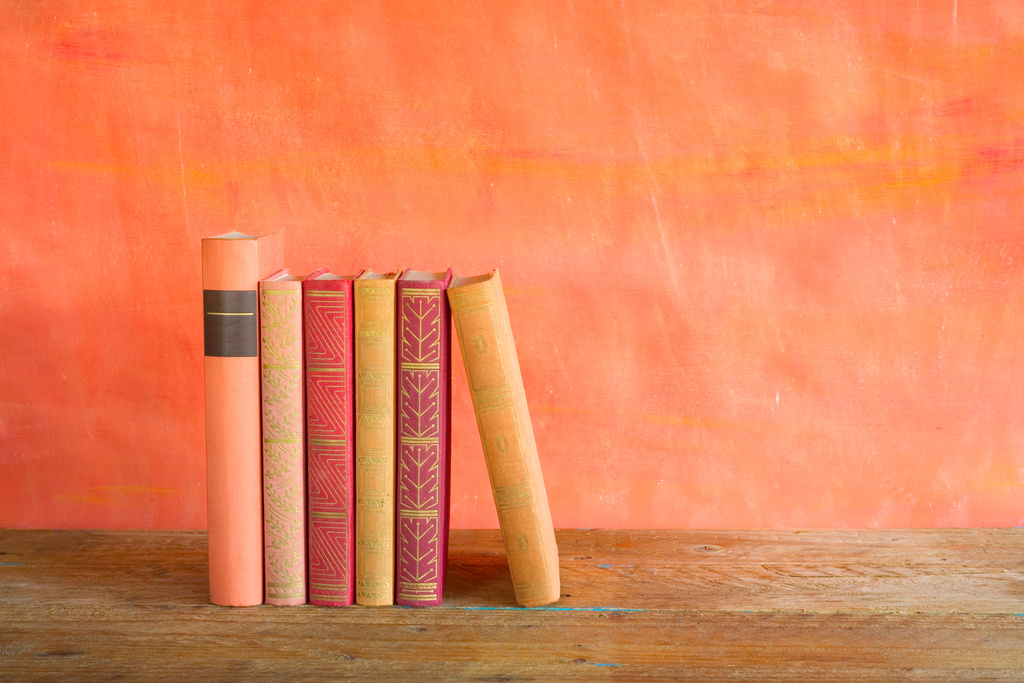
[260, 274, 307, 605]
[447, 269, 560, 607]
[395, 271, 453, 606]
[202, 231, 283, 606]
[354, 275, 398, 606]
[303, 273, 356, 606]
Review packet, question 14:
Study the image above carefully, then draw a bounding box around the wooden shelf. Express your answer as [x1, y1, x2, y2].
[2, 529, 1023, 680]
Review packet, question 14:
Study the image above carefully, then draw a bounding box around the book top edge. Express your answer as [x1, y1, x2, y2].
[359, 271, 401, 281]
[450, 269, 498, 289]
[262, 269, 304, 283]
[203, 231, 257, 240]
[310, 273, 359, 281]
[400, 268, 453, 283]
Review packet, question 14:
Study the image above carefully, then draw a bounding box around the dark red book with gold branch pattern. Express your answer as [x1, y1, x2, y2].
[395, 269, 453, 606]
[303, 268, 360, 606]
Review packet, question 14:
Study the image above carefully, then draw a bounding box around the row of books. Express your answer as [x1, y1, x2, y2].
[201, 232, 560, 608]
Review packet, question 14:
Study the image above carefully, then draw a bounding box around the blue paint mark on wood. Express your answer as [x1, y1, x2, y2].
[460, 606, 645, 613]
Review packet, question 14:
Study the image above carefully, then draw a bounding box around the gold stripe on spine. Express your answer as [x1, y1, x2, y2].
[513, 580, 553, 603]
[309, 511, 349, 519]
[399, 509, 439, 519]
[494, 483, 533, 510]
[449, 289, 490, 310]
[473, 389, 513, 410]
[403, 362, 439, 371]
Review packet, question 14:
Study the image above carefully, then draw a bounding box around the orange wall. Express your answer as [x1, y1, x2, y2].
[2, 2, 1024, 529]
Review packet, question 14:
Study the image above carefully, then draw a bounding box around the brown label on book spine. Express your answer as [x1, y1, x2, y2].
[204, 290, 259, 357]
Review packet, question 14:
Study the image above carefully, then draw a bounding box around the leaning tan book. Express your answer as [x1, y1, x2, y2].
[447, 269, 560, 607]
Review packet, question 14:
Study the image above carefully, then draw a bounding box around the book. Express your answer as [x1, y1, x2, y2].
[202, 230, 283, 607]
[447, 269, 560, 607]
[259, 270, 307, 606]
[303, 268, 360, 606]
[353, 270, 401, 606]
[395, 269, 453, 607]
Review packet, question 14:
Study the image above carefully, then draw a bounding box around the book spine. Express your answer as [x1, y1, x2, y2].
[304, 278, 356, 606]
[260, 278, 307, 605]
[448, 271, 560, 607]
[395, 279, 452, 606]
[354, 279, 397, 606]
[202, 233, 282, 607]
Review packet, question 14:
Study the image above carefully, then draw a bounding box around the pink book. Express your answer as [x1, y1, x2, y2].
[260, 270, 308, 605]
[202, 231, 282, 607]
[303, 268, 361, 606]
[395, 269, 453, 606]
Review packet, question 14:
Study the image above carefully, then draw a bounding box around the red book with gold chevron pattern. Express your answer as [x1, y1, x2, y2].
[303, 268, 361, 606]
[395, 269, 453, 606]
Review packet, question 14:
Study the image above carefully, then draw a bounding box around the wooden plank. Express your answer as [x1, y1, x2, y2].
[4, 607, 1024, 681]
[1, 529, 1023, 680]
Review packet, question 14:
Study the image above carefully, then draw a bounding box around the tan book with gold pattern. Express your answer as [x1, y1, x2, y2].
[354, 271, 400, 606]
[260, 270, 308, 606]
[448, 270, 560, 607]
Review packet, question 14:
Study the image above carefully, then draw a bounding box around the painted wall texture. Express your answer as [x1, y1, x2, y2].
[2, 2, 1023, 529]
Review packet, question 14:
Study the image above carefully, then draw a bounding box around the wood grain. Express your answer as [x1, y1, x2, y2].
[2, 529, 1023, 680]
